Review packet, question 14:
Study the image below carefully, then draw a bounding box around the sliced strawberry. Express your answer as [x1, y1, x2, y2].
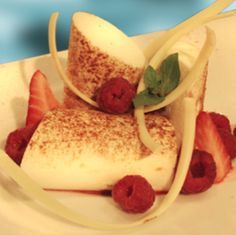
[26, 70, 60, 126]
[218, 128, 236, 159]
[210, 112, 231, 133]
[195, 112, 232, 183]
[5, 124, 37, 165]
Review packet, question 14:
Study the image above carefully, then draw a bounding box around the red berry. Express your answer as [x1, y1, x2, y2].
[218, 128, 236, 159]
[112, 175, 155, 213]
[210, 112, 231, 133]
[96, 77, 136, 114]
[5, 125, 37, 165]
[195, 112, 231, 182]
[234, 127, 236, 136]
[181, 150, 216, 194]
[26, 70, 60, 126]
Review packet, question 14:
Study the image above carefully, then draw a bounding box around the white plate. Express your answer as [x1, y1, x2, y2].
[0, 15, 236, 235]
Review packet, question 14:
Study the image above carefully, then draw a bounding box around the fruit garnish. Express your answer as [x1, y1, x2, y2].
[133, 53, 180, 108]
[26, 70, 61, 126]
[209, 112, 236, 158]
[181, 149, 216, 194]
[5, 125, 37, 165]
[144, 0, 235, 60]
[210, 112, 231, 133]
[96, 77, 135, 114]
[218, 128, 236, 159]
[143, 27, 216, 113]
[195, 112, 232, 182]
[112, 175, 155, 213]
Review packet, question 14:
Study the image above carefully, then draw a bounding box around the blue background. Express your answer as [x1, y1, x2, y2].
[0, 0, 235, 63]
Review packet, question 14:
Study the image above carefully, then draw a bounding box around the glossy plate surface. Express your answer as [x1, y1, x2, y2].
[0, 16, 236, 235]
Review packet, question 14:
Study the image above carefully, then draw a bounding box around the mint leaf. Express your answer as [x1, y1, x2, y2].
[159, 53, 180, 97]
[133, 53, 180, 108]
[133, 89, 164, 108]
[144, 66, 161, 93]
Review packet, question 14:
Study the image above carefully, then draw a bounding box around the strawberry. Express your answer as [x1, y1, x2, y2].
[26, 70, 60, 126]
[210, 112, 231, 133]
[195, 112, 232, 183]
[5, 124, 37, 165]
[218, 128, 236, 159]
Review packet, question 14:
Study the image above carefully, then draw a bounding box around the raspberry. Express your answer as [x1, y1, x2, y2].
[210, 112, 231, 132]
[218, 128, 236, 159]
[181, 150, 216, 194]
[96, 77, 136, 114]
[5, 124, 37, 165]
[112, 175, 155, 213]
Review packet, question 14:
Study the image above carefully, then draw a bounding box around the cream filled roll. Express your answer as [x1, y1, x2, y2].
[65, 12, 146, 108]
[21, 110, 178, 191]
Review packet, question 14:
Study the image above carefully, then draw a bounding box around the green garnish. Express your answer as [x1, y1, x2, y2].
[133, 53, 180, 108]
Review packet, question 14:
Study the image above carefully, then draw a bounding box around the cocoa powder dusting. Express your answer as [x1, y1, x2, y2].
[28, 109, 177, 161]
[66, 24, 144, 101]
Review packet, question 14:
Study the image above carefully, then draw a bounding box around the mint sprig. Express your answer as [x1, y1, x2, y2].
[133, 53, 180, 108]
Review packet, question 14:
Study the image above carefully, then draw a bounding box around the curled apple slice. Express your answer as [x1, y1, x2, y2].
[48, 13, 99, 108]
[144, 0, 235, 61]
[144, 27, 216, 113]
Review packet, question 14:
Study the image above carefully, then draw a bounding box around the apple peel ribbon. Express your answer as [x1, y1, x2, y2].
[144, 27, 216, 113]
[48, 12, 99, 108]
[144, 0, 235, 61]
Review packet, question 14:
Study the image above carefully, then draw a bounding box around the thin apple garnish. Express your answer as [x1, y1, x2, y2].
[144, 27, 216, 113]
[144, 0, 235, 61]
[143, 97, 196, 219]
[133, 53, 181, 152]
[48, 12, 99, 108]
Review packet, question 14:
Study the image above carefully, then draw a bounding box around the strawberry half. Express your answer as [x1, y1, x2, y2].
[5, 124, 37, 165]
[218, 128, 236, 159]
[195, 112, 232, 183]
[210, 112, 231, 133]
[26, 70, 60, 126]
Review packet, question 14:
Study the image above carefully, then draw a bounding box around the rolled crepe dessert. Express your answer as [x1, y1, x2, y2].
[65, 12, 146, 108]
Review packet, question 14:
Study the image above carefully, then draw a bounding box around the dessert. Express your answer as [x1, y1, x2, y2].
[20, 10, 231, 196]
[1, 0, 236, 229]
